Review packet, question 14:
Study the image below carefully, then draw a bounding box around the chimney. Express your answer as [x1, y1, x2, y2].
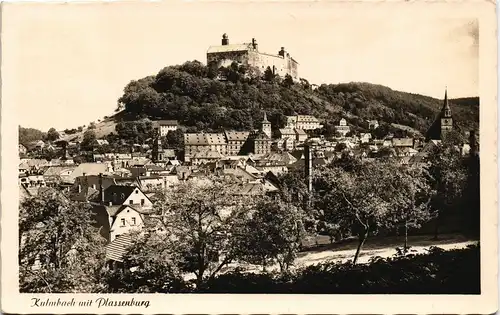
[99, 173, 104, 204]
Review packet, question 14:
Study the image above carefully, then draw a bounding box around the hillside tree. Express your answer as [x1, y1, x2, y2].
[81, 130, 97, 151]
[46, 128, 60, 142]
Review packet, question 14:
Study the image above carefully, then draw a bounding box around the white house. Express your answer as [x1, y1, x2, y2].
[156, 120, 179, 136]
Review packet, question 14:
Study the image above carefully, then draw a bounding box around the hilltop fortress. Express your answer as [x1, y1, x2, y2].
[207, 33, 299, 81]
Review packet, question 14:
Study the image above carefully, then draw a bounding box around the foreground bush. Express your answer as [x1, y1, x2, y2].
[202, 244, 480, 294]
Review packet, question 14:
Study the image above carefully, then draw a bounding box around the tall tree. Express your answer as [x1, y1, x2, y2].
[233, 197, 305, 273]
[263, 66, 275, 82]
[19, 189, 106, 293]
[81, 130, 97, 151]
[146, 179, 255, 289]
[314, 160, 399, 264]
[46, 128, 60, 142]
[427, 133, 467, 239]
[164, 128, 184, 151]
[385, 164, 433, 252]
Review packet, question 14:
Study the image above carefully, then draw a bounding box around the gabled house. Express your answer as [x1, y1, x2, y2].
[90, 185, 153, 242]
[102, 185, 153, 209]
[43, 165, 77, 185]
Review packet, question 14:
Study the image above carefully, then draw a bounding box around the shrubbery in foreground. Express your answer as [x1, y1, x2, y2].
[200, 244, 480, 294]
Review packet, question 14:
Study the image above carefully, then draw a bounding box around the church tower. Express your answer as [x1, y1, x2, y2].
[151, 127, 163, 163]
[425, 88, 454, 141]
[440, 88, 453, 138]
[261, 112, 272, 139]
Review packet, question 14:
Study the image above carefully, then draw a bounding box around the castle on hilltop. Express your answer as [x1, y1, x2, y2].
[206, 33, 299, 81]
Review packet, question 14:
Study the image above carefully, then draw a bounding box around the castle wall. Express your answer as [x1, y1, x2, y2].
[207, 51, 250, 68]
[249, 52, 298, 80]
[207, 49, 299, 80]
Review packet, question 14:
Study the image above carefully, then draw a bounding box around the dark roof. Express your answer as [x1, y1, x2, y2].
[103, 185, 139, 205]
[157, 120, 178, 126]
[252, 130, 272, 141]
[71, 186, 99, 202]
[105, 234, 133, 262]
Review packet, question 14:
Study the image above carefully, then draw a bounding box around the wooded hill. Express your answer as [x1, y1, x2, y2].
[19, 60, 480, 144]
[115, 60, 479, 137]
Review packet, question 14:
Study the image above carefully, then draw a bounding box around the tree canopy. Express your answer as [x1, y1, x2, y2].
[19, 189, 106, 293]
[114, 61, 478, 137]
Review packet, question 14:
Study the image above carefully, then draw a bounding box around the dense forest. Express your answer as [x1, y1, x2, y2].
[115, 60, 479, 138]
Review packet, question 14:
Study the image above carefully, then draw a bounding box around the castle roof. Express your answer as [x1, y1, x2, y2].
[207, 43, 253, 54]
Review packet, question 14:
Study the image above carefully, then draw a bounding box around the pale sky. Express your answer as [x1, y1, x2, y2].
[2, 1, 479, 131]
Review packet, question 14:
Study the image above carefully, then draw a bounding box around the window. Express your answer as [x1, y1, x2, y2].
[120, 218, 125, 226]
[132, 217, 136, 225]
[135, 190, 138, 194]
[129, 200, 133, 205]
[141, 199, 145, 206]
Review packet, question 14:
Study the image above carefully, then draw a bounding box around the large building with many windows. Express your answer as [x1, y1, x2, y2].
[207, 34, 299, 81]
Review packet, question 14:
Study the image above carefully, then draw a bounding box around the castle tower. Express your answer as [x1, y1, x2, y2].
[252, 38, 258, 50]
[261, 112, 272, 139]
[440, 88, 453, 138]
[278, 47, 286, 57]
[222, 33, 229, 46]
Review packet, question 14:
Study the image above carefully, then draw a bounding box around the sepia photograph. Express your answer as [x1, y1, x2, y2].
[1, 0, 497, 313]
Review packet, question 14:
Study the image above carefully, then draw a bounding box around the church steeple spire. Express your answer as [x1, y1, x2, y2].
[443, 87, 451, 118]
[263, 111, 269, 123]
[425, 87, 454, 141]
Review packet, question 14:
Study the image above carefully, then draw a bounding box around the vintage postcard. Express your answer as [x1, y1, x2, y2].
[1, 0, 497, 313]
